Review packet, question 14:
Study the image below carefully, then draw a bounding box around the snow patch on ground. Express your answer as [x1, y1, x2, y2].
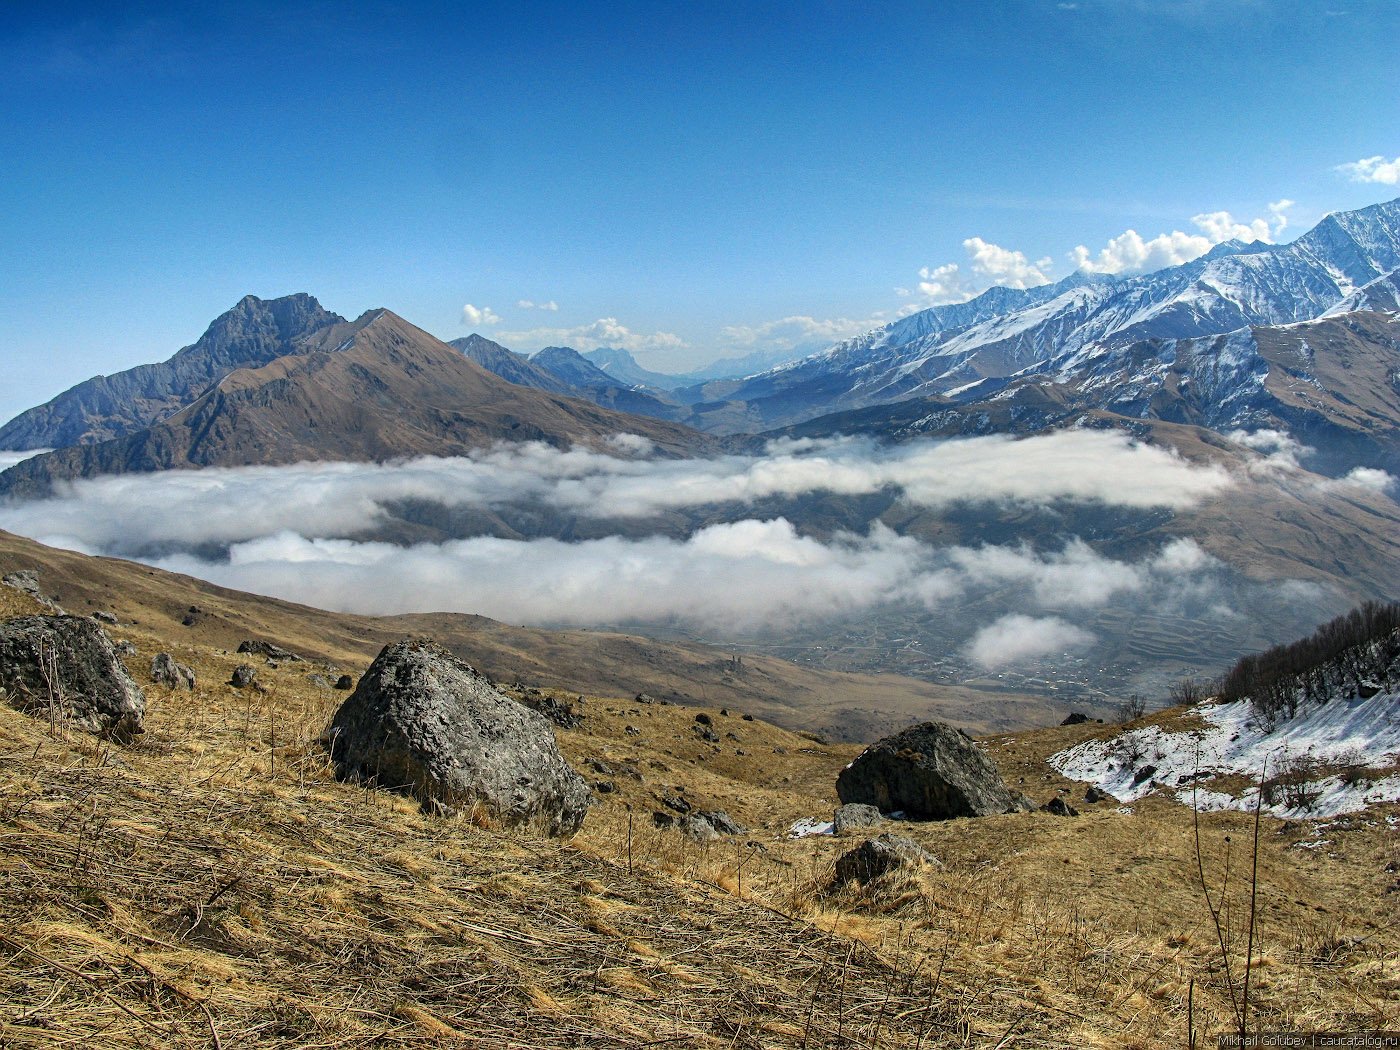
[1050, 690, 1400, 818]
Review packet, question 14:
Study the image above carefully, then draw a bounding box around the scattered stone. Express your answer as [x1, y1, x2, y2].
[151, 652, 196, 690]
[238, 640, 302, 662]
[694, 713, 712, 726]
[587, 757, 614, 775]
[678, 814, 719, 841]
[229, 664, 258, 689]
[1131, 764, 1158, 787]
[92, 611, 118, 625]
[833, 803, 884, 835]
[625, 725, 641, 736]
[660, 791, 691, 813]
[1041, 797, 1080, 817]
[726, 731, 739, 741]
[773, 746, 787, 754]
[1084, 785, 1116, 804]
[520, 692, 583, 729]
[698, 810, 747, 836]
[334, 674, 355, 690]
[328, 638, 590, 836]
[836, 720, 1019, 820]
[693, 724, 720, 743]
[2, 569, 42, 597]
[742, 713, 754, 721]
[719, 708, 729, 717]
[635, 693, 655, 704]
[1060, 712, 1091, 726]
[594, 780, 616, 794]
[834, 834, 935, 886]
[0, 616, 145, 741]
[307, 673, 334, 689]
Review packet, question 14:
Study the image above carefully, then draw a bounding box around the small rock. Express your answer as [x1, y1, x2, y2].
[693, 724, 720, 743]
[334, 674, 355, 690]
[837, 720, 1019, 821]
[307, 673, 334, 689]
[229, 664, 258, 689]
[92, 611, 118, 625]
[594, 780, 616, 794]
[660, 791, 691, 814]
[679, 813, 719, 841]
[237, 640, 302, 662]
[1084, 785, 1116, 804]
[587, 757, 614, 775]
[328, 638, 590, 836]
[699, 810, 747, 836]
[0, 616, 145, 741]
[834, 835, 935, 886]
[625, 725, 641, 736]
[1040, 797, 1080, 817]
[113, 640, 138, 657]
[833, 803, 884, 835]
[742, 713, 754, 721]
[1060, 712, 1090, 726]
[634, 693, 655, 704]
[1131, 764, 1158, 787]
[151, 653, 197, 690]
[520, 692, 583, 729]
[651, 811, 675, 829]
[694, 713, 712, 726]
[719, 708, 729, 716]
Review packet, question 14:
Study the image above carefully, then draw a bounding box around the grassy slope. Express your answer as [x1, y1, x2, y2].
[1, 554, 1397, 1046]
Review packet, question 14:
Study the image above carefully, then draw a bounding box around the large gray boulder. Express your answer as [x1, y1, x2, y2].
[0, 616, 145, 741]
[836, 720, 1017, 820]
[328, 638, 591, 836]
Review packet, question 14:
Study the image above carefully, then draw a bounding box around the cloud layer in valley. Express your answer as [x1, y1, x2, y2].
[0, 430, 1231, 554]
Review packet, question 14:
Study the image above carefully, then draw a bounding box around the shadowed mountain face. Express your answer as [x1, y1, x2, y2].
[449, 335, 575, 394]
[0, 310, 715, 498]
[0, 293, 344, 450]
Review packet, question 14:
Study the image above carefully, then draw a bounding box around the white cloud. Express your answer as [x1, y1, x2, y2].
[965, 614, 1095, 669]
[1071, 203, 1294, 275]
[1338, 467, 1397, 494]
[963, 237, 1053, 289]
[914, 237, 1052, 306]
[1336, 155, 1400, 185]
[461, 303, 501, 327]
[0, 449, 51, 471]
[917, 262, 976, 305]
[0, 431, 1232, 558]
[517, 299, 559, 311]
[497, 317, 685, 353]
[720, 315, 884, 351]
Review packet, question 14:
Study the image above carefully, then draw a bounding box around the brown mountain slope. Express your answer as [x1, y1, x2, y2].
[0, 309, 714, 498]
[0, 529, 1054, 739]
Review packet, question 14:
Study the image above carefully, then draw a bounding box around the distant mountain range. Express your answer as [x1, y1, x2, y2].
[0, 301, 711, 498]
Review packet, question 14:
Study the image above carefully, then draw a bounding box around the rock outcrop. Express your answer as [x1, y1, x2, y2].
[836, 720, 1017, 820]
[833, 802, 884, 835]
[328, 639, 590, 836]
[0, 616, 145, 740]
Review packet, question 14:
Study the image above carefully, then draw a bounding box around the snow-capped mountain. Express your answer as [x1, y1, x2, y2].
[703, 198, 1400, 434]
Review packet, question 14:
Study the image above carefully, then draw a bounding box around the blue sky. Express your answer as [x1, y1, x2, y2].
[2, 0, 1398, 425]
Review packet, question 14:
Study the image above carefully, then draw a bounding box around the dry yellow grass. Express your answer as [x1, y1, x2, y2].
[2, 544, 1398, 1047]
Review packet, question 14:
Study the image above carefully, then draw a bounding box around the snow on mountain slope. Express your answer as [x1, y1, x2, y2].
[710, 198, 1400, 432]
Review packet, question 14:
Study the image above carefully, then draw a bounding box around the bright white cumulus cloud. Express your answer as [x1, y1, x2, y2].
[915, 238, 1055, 305]
[497, 317, 685, 353]
[1070, 201, 1293, 275]
[461, 303, 501, 326]
[1337, 155, 1400, 185]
